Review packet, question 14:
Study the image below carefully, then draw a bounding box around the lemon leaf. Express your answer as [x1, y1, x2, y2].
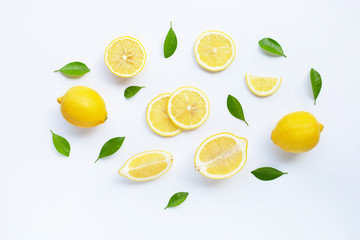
[95, 137, 125, 163]
[54, 61, 90, 76]
[227, 95, 248, 125]
[164, 21, 177, 58]
[50, 130, 70, 157]
[165, 192, 189, 209]
[310, 68, 322, 105]
[258, 38, 286, 57]
[251, 167, 287, 181]
[124, 86, 145, 99]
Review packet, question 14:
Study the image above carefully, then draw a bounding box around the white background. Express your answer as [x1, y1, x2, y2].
[1, 0, 360, 239]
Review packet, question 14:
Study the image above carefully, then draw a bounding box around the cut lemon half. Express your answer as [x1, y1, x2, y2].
[146, 93, 182, 137]
[194, 30, 236, 71]
[245, 74, 282, 96]
[119, 150, 173, 181]
[194, 133, 248, 179]
[167, 86, 210, 129]
[105, 36, 146, 78]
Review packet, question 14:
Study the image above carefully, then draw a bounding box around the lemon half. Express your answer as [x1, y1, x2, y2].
[194, 133, 248, 179]
[119, 150, 173, 181]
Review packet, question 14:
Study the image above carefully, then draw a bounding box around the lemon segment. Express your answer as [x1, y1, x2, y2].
[194, 133, 248, 179]
[146, 93, 182, 137]
[167, 87, 210, 129]
[246, 74, 282, 96]
[119, 150, 173, 181]
[194, 30, 236, 71]
[271, 111, 323, 153]
[57, 86, 107, 128]
[105, 36, 146, 78]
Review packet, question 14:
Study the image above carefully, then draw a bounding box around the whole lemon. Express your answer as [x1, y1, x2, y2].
[271, 111, 323, 153]
[57, 86, 107, 128]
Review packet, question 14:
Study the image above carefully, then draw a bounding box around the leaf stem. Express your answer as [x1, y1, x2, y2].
[170, 21, 172, 28]
[283, 54, 287, 58]
[54, 70, 59, 72]
[244, 120, 249, 126]
[94, 158, 99, 163]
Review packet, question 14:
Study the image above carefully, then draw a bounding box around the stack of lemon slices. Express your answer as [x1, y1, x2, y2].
[146, 86, 210, 137]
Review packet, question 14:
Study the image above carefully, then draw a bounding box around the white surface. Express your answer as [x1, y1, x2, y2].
[1, 0, 360, 239]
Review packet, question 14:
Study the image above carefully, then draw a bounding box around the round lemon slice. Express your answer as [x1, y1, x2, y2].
[167, 86, 210, 129]
[119, 150, 173, 181]
[194, 30, 236, 71]
[104, 36, 146, 78]
[146, 93, 182, 137]
[194, 133, 248, 179]
[245, 74, 282, 96]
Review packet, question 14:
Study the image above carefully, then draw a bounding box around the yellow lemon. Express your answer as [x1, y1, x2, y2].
[104, 36, 146, 78]
[119, 150, 173, 181]
[146, 93, 182, 137]
[246, 74, 282, 96]
[167, 86, 210, 129]
[194, 133, 248, 179]
[57, 86, 107, 128]
[271, 111, 324, 153]
[194, 30, 236, 71]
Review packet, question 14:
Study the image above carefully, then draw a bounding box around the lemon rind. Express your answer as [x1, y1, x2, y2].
[167, 86, 210, 130]
[119, 150, 173, 182]
[194, 30, 236, 72]
[104, 36, 146, 78]
[146, 93, 183, 137]
[194, 132, 248, 179]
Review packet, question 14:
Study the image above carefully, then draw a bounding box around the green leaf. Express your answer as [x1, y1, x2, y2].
[227, 95, 248, 125]
[258, 38, 286, 57]
[310, 68, 322, 105]
[124, 86, 145, 99]
[165, 192, 189, 209]
[54, 61, 90, 76]
[251, 167, 287, 181]
[50, 130, 70, 157]
[164, 21, 177, 58]
[95, 137, 125, 163]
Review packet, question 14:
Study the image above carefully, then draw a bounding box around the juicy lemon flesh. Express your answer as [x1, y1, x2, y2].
[248, 75, 279, 92]
[58, 86, 107, 128]
[121, 152, 172, 180]
[199, 137, 243, 175]
[106, 38, 145, 76]
[271, 111, 324, 153]
[169, 89, 208, 128]
[197, 34, 233, 68]
[147, 94, 182, 136]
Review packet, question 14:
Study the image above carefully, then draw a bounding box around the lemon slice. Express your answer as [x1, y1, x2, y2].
[167, 86, 210, 129]
[194, 133, 248, 179]
[146, 93, 182, 137]
[194, 30, 236, 71]
[119, 150, 173, 181]
[104, 36, 146, 78]
[245, 74, 282, 96]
